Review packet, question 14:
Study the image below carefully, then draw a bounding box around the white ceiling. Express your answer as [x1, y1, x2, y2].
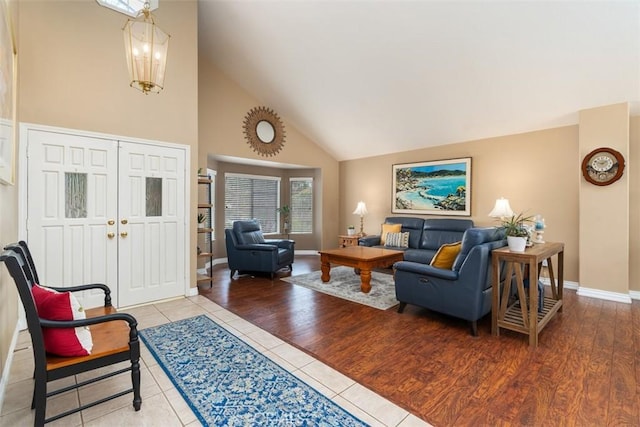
[198, 1, 640, 162]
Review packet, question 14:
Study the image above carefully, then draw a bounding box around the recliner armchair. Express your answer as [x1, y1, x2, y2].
[225, 219, 295, 279]
[393, 227, 507, 335]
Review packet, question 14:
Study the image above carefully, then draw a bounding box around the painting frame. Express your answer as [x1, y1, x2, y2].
[0, 0, 16, 185]
[392, 157, 472, 216]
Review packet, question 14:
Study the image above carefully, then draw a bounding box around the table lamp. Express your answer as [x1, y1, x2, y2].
[353, 201, 368, 236]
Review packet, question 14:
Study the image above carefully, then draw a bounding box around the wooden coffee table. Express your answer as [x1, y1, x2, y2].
[318, 246, 404, 293]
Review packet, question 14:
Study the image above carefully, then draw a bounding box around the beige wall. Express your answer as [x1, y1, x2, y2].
[0, 0, 198, 377]
[341, 113, 640, 290]
[579, 104, 629, 295]
[17, 0, 198, 281]
[341, 125, 581, 281]
[630, 116, 639, 292]
[0, 0, 19, 382]
[198, 58, 339, 254]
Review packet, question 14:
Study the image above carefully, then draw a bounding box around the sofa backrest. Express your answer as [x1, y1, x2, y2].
[384, 217, 425, 249]
[232, 219, 266, 244]
[452, 227, 506, 271]
[419, 218, 473, 250]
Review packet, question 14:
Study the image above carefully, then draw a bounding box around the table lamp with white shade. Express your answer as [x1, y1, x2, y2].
[353, 201, 368, 237]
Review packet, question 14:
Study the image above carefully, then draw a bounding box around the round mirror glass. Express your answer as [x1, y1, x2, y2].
[256, 120, 275, 143]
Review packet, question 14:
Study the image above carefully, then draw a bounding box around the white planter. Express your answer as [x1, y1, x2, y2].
[507, 236, 527, 252]
[198, 223, 205, 229]
[347, 229, 356, 236]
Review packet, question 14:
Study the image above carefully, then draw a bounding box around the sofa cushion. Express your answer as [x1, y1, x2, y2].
[385, 232, 410, 248]
[430, 241, 462, 269]
[420, 219, 473, 250]
[31, 284, 93, 357]
[380, 223, 402, 245]
[384, 217, 425, 249]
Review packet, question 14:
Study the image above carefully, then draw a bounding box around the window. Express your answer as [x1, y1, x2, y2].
[225, 173, 280, 233]
[290, 177, 313, 233]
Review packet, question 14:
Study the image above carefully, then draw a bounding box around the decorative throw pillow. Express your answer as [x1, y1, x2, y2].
[380, 223, 402, 245]
[31, 284, 93, 357]
[384, 232, 410, 248]
[430, 241, 462, 270]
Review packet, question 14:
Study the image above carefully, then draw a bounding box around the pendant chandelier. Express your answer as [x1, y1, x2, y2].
[122, 2, 170, 94]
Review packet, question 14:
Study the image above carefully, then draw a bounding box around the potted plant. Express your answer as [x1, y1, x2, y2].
[276, 205, 290, 233]
[499, 212, 533, 252]
[197, 213, 206, 228]
[347, 225, 356, 236]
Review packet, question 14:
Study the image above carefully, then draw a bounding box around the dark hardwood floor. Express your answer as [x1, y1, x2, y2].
[198, 255, 640, 427]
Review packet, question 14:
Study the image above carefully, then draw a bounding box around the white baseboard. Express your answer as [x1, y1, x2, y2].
[540, 278, 634, 303]
[539, 277, 579, 290]
[577, 286, 632, 304]
[0, 323, 21, 412]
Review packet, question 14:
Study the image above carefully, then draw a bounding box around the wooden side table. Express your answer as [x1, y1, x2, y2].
[492, 242, 564, 347]
[338, 235, 360, 248]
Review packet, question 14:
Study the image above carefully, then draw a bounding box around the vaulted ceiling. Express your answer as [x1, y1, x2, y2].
[198, 1, 639, 161]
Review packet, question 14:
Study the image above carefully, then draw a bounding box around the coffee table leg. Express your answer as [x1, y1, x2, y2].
[320, 258, 331, 282]
[360, 269, 372, 293]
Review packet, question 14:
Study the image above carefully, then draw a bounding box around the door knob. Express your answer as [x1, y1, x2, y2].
[107, 219, 115, 225]
[121, 219, 128, 225]
[107, 232, 115, 239]
[120, 231, 128, 238]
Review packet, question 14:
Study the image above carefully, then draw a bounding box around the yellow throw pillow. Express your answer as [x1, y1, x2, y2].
[430, 241, 462, 270]
[381, 223, 402, 245]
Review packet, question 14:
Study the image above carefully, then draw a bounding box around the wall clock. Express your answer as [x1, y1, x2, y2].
[581, 147, 625, 186]
[242, 106, 286, 157]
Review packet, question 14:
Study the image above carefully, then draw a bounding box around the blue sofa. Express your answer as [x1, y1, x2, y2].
[393, 227, 507, 335]
[225, 219, 295, 279]
[359, 217, 473, 264]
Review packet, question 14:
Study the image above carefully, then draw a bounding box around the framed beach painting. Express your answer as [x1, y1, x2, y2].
[392, 157, 471, 216]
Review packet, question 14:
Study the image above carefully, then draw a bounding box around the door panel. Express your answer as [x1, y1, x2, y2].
[27, 130, 118, 308]
[117, 141, 185, 307]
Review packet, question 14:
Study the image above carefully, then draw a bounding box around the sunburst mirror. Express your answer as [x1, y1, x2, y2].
[243, 106, 286, 157]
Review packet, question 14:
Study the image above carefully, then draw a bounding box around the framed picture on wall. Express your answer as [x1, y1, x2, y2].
[0, 0, 16, 185]
[392, 157, 471, 216]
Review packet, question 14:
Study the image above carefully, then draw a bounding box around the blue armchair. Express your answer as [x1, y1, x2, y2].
[225, 219, 295, 279]
[393, 227, 507, 335]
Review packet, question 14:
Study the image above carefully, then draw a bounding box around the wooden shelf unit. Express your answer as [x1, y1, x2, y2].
[197, 176, 214, 287]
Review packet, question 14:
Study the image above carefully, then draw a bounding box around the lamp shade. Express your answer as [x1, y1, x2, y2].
[488, 197, 514, 218]
[353, 201, 368, 216]
[123, 8, 169, 94]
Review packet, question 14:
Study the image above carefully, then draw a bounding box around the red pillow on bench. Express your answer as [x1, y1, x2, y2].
[31, 284, 93, 357]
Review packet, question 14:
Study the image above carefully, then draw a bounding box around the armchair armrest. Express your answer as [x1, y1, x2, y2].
[265, 239, 295, 250]
[40, 312, 138, 329]
[46, 283, 112, 307]
[40, 312, 139, 341]
[394, 261, 459, 281]
[235, 243, 278, 252]
[359, 235, 381, 246]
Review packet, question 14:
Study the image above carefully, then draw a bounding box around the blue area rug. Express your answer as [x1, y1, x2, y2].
[140, 315, 368, 426]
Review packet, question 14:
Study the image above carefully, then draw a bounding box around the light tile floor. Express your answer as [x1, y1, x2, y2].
[0, 295, 432, 427]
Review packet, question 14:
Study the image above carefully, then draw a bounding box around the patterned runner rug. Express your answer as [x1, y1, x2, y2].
[140, 315, 368, 426]
[281, 266, 398, 310]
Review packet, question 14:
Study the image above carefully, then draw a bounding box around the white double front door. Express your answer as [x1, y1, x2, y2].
[25, 126, 187, 308]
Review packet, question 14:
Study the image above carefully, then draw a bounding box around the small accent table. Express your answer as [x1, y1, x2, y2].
[338, 235, 360, 248]
[492, 242, 564, 347]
